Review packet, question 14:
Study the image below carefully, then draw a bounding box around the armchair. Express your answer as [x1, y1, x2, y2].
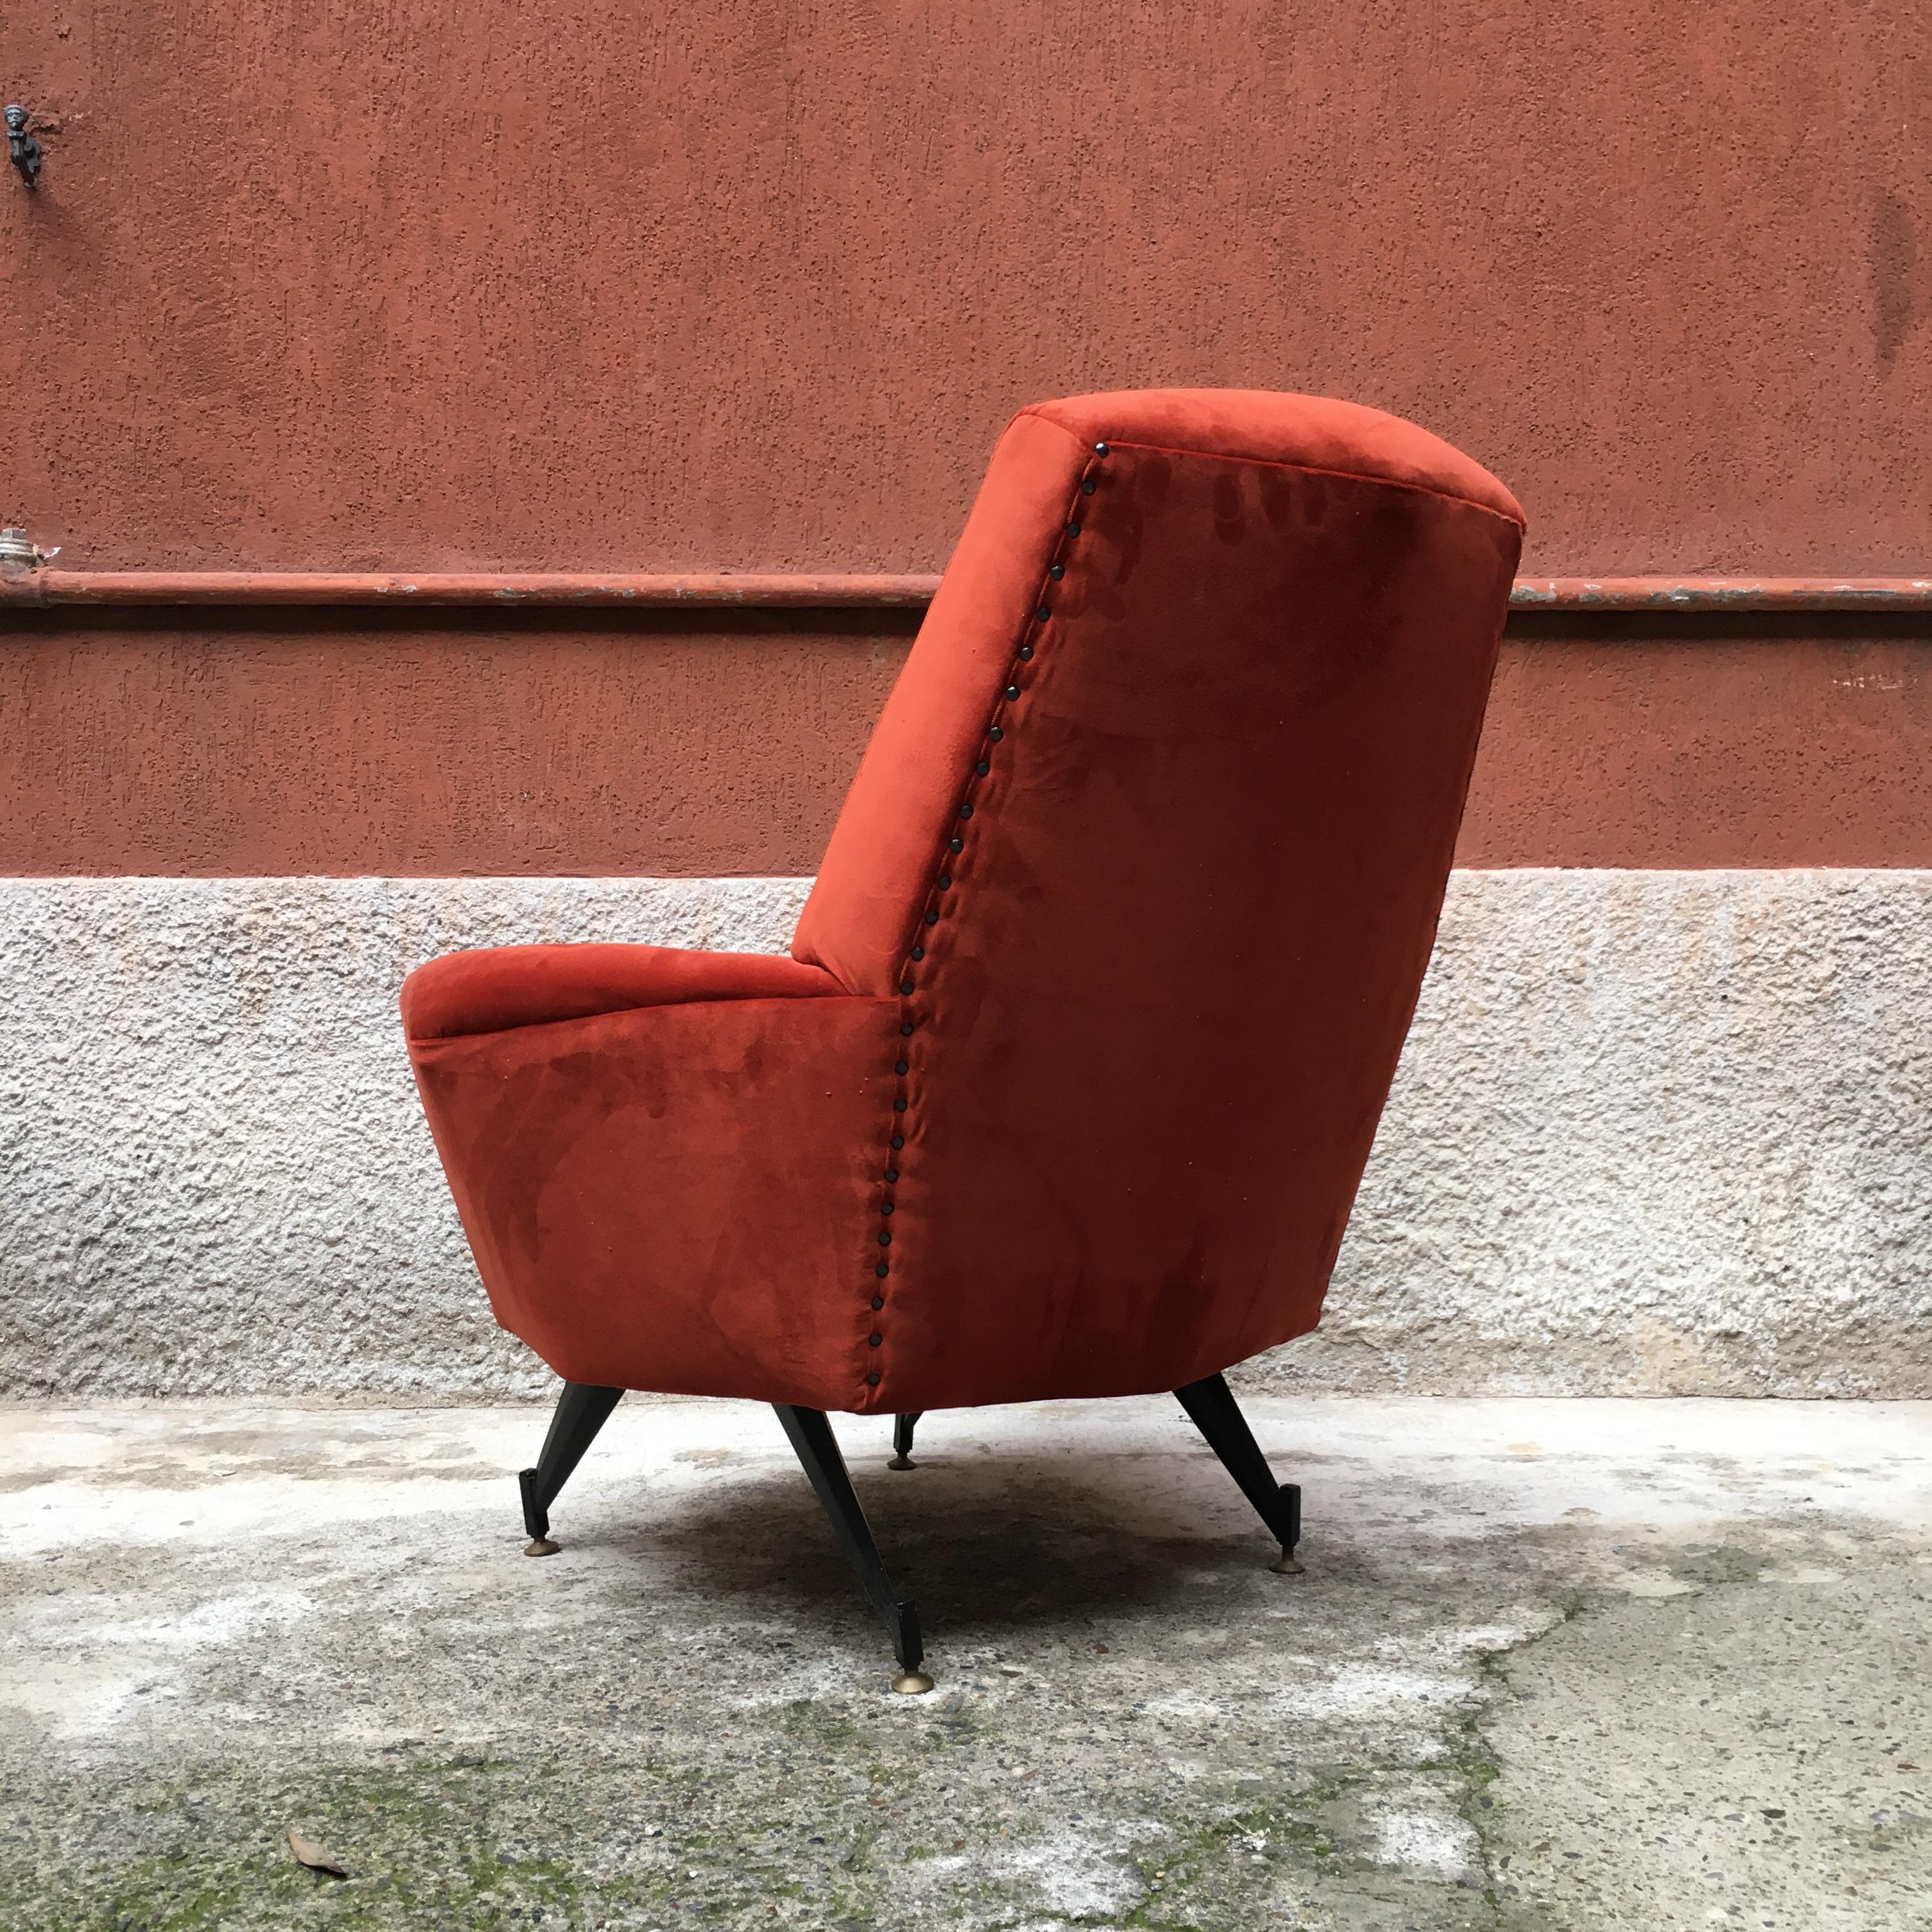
[402, 388, 1522, 1690]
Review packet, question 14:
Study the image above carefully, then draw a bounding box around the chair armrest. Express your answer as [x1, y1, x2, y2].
[401, 942, 848, 1043]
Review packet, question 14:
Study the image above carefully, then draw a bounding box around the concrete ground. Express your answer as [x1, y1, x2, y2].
[0, 1397, 1927, 1931]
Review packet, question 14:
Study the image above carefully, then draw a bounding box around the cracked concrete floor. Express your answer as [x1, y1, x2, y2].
[1, 1396, 1928, 1931]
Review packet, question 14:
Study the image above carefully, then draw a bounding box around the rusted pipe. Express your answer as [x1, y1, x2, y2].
[0, 570, 1927, 612]
[1511, 578, 1932, 611]
[0, 571, 946, 610]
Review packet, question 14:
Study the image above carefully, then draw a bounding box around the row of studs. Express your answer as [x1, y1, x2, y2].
[859, 438, 1114, 1389]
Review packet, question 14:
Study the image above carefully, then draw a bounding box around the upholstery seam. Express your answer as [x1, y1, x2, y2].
[1011, 408, 1092, 458]
[404, 989, 854, 1046]
[860, 440, 1107, 1408]
[1017, 410, 1523, 530]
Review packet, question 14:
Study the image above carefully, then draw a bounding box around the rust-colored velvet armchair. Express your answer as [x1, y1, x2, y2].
[402, 389, 1522, 1690]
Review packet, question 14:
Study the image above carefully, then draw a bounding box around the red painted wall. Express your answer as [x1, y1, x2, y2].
[1, 0, 1926, 576]
[1, 1, 1926, 873]
[4, 613, 1929, 874]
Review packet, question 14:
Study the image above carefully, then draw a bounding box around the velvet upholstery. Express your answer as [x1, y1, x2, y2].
[403, 942, 843, 1041]
[403, 389, 1522, 1416]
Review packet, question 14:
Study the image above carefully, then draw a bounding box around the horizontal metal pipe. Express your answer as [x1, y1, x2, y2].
[1512, 578, 1932, 611]
[0, 569, 1928, 613]
[0, 570, 946, 609]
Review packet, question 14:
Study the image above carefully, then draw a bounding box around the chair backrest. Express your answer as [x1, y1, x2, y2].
[792, 390, 1522, 1408]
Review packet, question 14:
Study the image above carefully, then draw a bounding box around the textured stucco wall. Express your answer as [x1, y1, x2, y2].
[8, 615, 1932, 876]
[6, 1, 1929, 579]
[2, 871, 1928, 1402]
[1287, 870, 1932, 1397]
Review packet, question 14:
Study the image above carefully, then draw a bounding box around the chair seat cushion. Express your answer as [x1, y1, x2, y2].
[401, 942, 846, 1041]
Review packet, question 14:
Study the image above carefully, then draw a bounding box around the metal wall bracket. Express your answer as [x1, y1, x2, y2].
[6, 106, 42, 189]
[0, 528, 57, 569]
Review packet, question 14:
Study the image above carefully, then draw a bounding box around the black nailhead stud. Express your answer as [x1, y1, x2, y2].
[870, 1333, 883, 1346]
[1066, 520, 1082, 536]
[923, 910, 938, 926]
[872, 1296, 885, 1310]
[1094, 441, 1110, 455]
[989, 726, 1003, 741]
[1036, 605, 1050, 620]
[891, 1133, 905, 1148]
[1049, 564, 1064, 580]
[884, 1167, 899, 1181]
[900, 979, 915, 993]
[1017, 645, 1033, 661]
[895, 1059, 908, 1075]
[893, 1098, 908, 1112]
[876, 1262, 889, 1278]
[938, 875, 951, 889]
[1004, 684, 1020, 700]
[867, 1372, 881, 1386]
[910, 945, 924, 960]
[1080, 477, 1097, 495]
[900, 1022, 914, 1036]
[882, 1199, 896, 1213]
[878, 1231, 891, 1245]
[959, 803, 974, 819]
[948, 838, 963, 854]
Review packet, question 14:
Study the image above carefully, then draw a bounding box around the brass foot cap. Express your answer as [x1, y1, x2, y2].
[891, 1669, 935, 1695]
[887, 1454, 916, 1471]
[1271, 1547, 1305, 1575]
[524, 1537, 560, 1558]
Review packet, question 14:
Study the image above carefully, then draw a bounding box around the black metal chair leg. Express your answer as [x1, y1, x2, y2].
[518, 1381, 624, 1556]
[1175, 1372, 1305, 1574]
[888, 1411, 923, 1471]
[774, 1404, 933, 1693]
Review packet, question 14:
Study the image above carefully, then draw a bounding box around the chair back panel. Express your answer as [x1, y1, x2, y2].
[793, 391, 1523, 1407]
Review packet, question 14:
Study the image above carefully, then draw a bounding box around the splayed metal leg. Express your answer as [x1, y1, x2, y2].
[1175, 1372, 1303, 1574]
[774, 1404, 931, 1692]
[518, 1381, 624, 1556]
[889, 1411, 923, 1471]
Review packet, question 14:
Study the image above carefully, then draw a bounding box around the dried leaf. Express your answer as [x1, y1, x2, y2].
[286, 1827, 348, 1878]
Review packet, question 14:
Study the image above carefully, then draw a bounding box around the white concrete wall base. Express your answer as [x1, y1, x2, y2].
[1272, 869, 1932, 1400]
[2, 871, 1927, 1400]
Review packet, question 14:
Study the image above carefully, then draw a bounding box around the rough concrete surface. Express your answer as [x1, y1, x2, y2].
[1288, 868, 1932, 1399]
[3, 870, 1930, 1400]
[1, 1396, 1927, 1931]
